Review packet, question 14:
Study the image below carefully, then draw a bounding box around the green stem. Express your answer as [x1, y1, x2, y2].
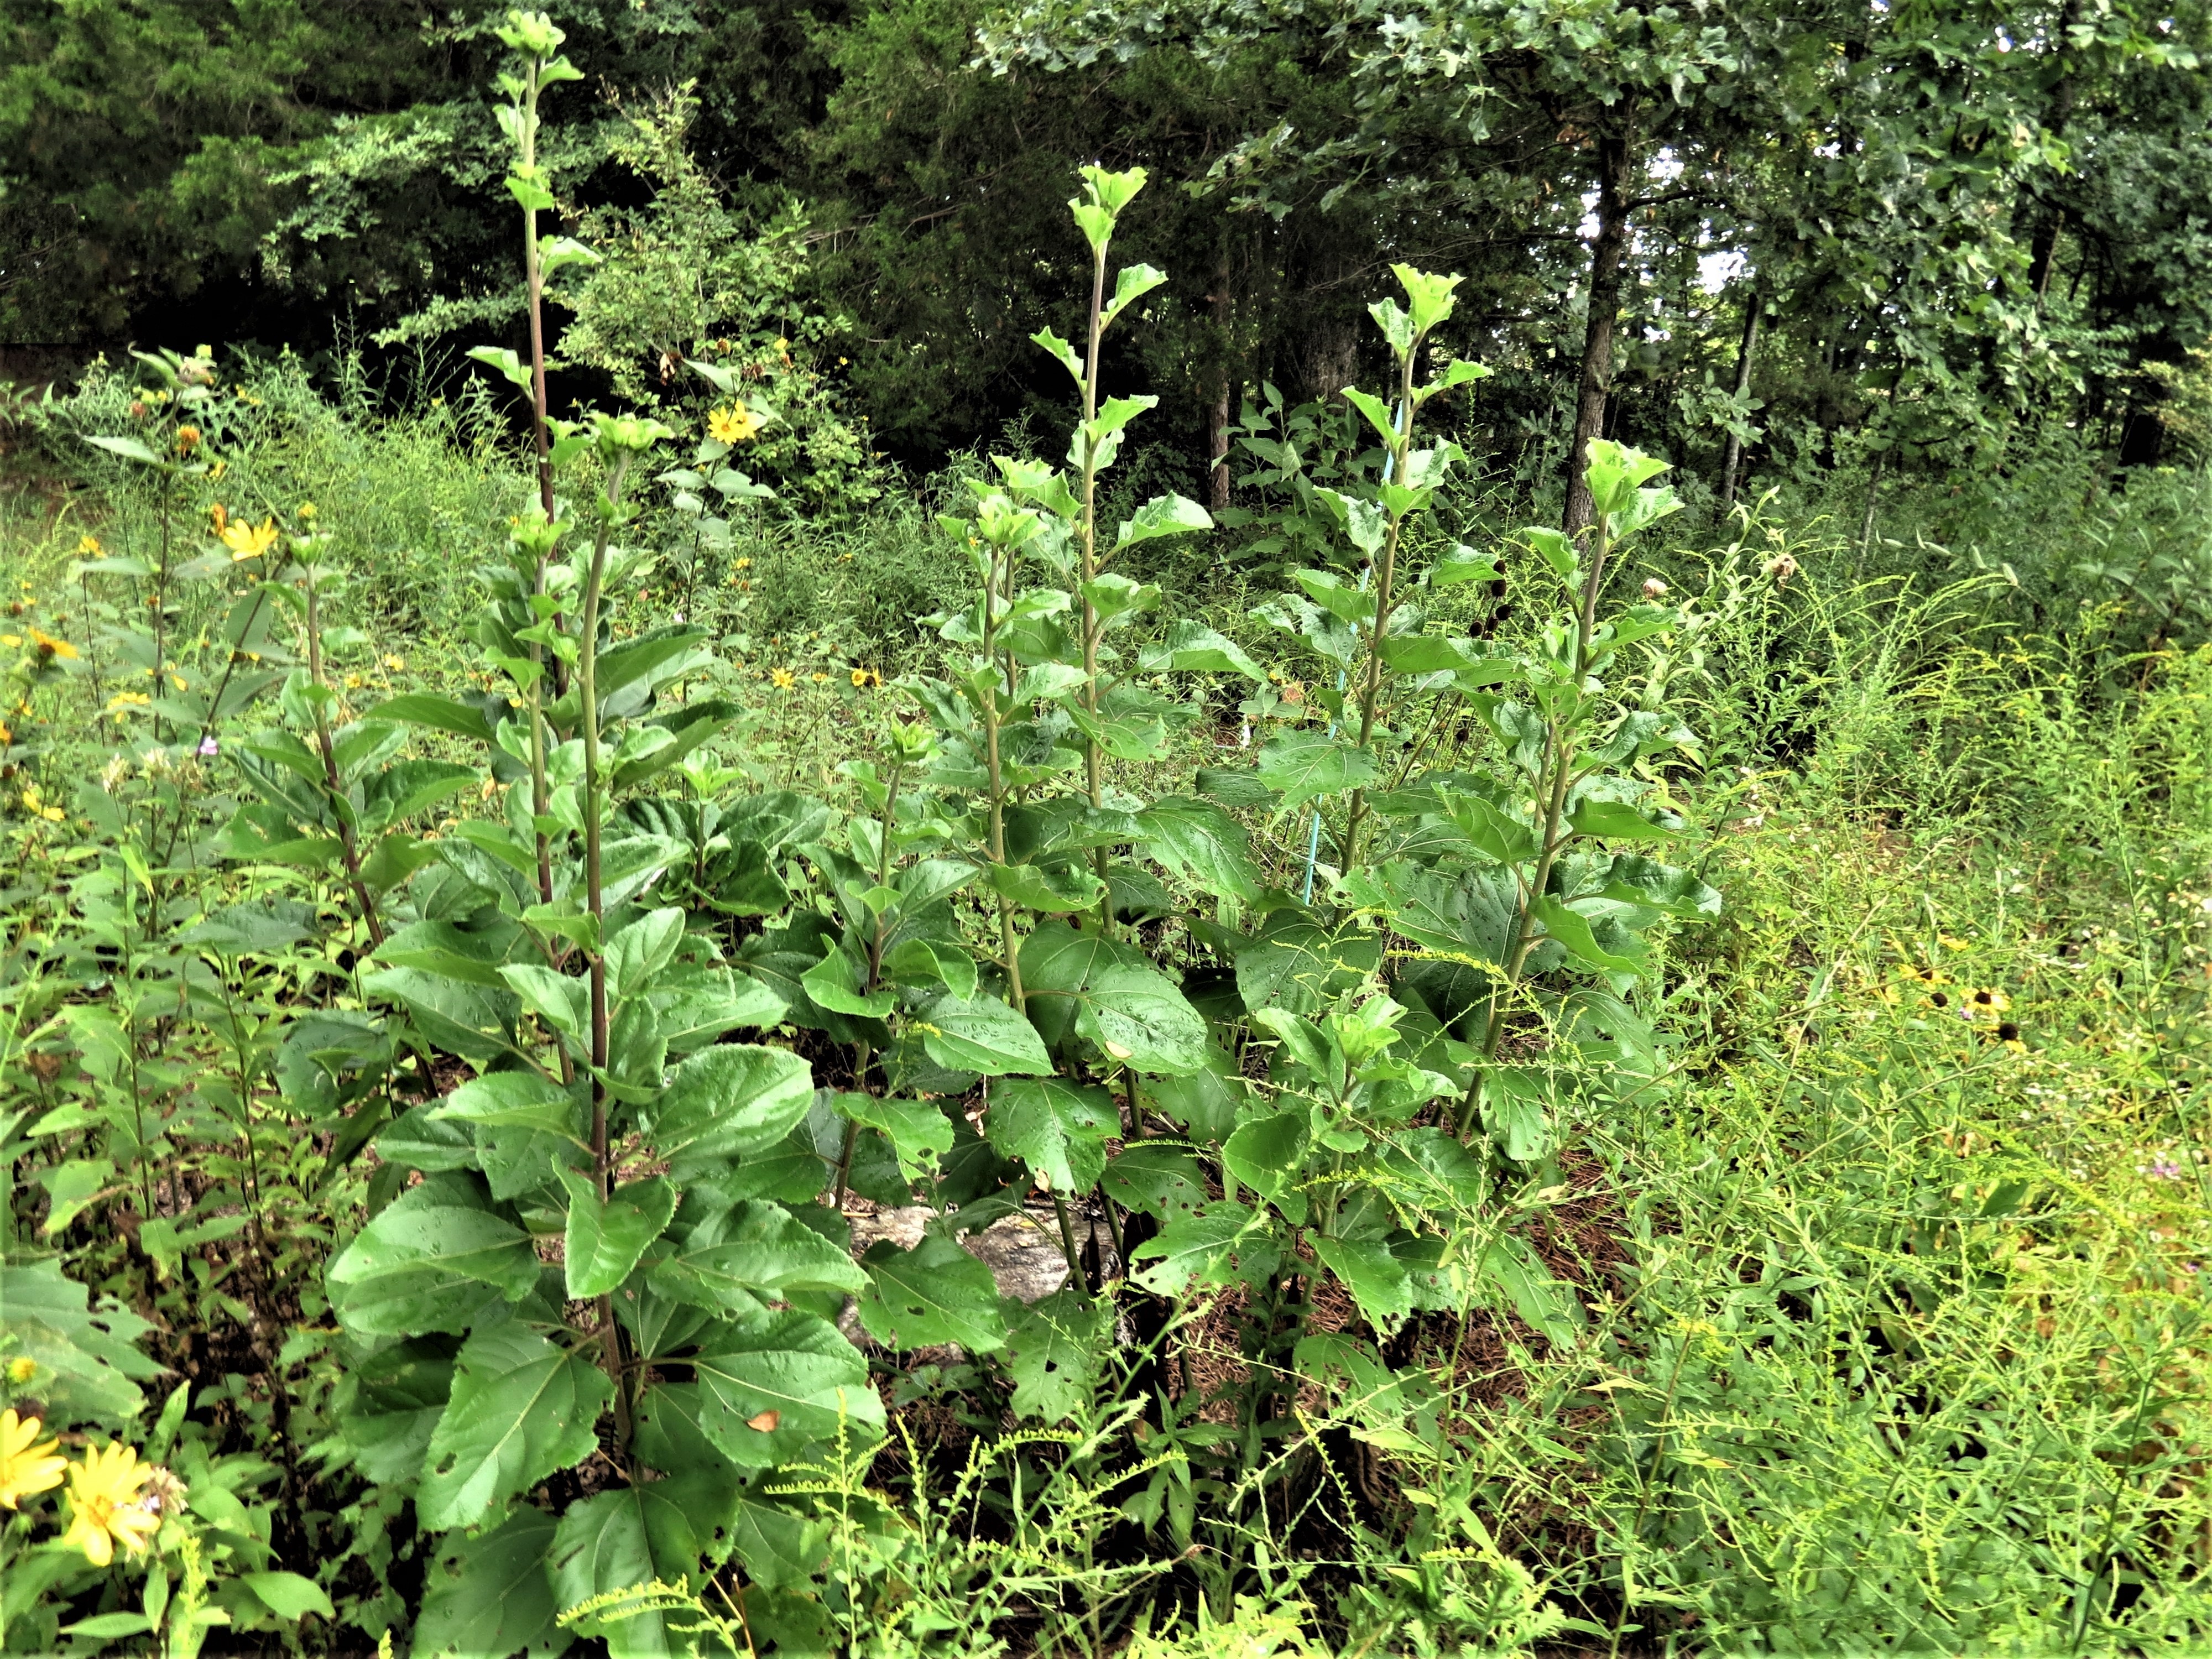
[1078, 236, 1113, 936]
[1458, 509, 1614, 1134]
[577, 451, 635, 1459]
[1338, 341, 1422, 879]
[304, 570, 385, 947]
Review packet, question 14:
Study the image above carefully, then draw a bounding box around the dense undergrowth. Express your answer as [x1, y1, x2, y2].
[4, 85, 2212, 1659]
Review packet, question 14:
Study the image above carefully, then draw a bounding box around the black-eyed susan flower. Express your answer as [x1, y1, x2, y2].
[59, 1440, 159, 1565]
[851, 667, 883, 689]
[28, 629, 77, 661]
[0, 1409, 66, 1509]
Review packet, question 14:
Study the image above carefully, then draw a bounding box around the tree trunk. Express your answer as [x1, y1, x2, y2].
[1209, 242, 1234, 512]
[2026, 0, 2085, 305]
[1719, 290, 1761, 509]
[1563, 124, 1636, 540]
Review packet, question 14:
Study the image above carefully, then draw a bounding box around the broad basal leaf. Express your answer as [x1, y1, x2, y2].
[550, 1474, 744, 1659]
[691, 1311, 884, 1468]
[650, 1044, 816, 1177]
[1003, 1286, 1112, 1422]
[416, 1321, 613, 1531]
[413, 1508, 567, 1659]
[983, 1076, 1117, 1193]
[327, 1175, 540, 1336]
[559, 1170, 677, 1300]
[858, 1235, 1009, 1353]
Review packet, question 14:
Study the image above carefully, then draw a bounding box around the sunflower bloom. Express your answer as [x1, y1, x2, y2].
[770, 667, 795, 690]
[708, 403, 762, 444]
[27, 629, 78, 660]
[60, 1441, 160, 1566]
[0, 1410, 66, 1509]
[850, 667, 883, 689]
[220, 518, 279, 562]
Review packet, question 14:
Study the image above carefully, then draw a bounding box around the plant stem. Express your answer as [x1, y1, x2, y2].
[577, 452, 635, 1459]
[1078, 235, 1113, 936]
[1338, 342, 1421, 878]
[1459, 508, 1614, 1134]
[303, 568, 386, 947]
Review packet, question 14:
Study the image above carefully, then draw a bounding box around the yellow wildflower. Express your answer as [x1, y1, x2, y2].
[60, 1440, 159, 1566]
[810, 671, 828, 685]
[174, 425, 201, 452]
[220, 518, 279, 562]
[383, 654, 406, 672]
[708, 403, 763, 444]
[0, 634, 19, 649]
[28, 629, 77, 660]
[297, 501, 317, 522]
[0, 1410, 66, 1508]
[850, 667, 883, 689]
[1964, 987, 2012, 1015]
[77, 534, 102, 556]
[770, 668, 795, 690]
[5, 1357, 35, 1384]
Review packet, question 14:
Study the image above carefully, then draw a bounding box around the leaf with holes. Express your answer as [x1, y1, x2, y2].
[412, 1508, 566, 1659]
[550, 1473, 744, 1659]
[416, 1322, 612, 1532]
[1129, 1201, 1281, 1297]
[857, 1235, 1008, 1353]
[1001, 1287, 1111, 1422]
[984, 1077, 1118, 1193]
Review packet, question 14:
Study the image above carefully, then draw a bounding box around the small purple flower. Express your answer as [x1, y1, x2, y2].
[196, 735, 219, 758]
[2150, 1159, 2185, 1181]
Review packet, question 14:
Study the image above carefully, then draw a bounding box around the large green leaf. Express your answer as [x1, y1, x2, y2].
[413, 1509, 568, 1659]
[728, 1491, 828, 1590]
[1128, 1201, 1280, 1298]
[984, 1076, 1118, 1194]
[1311, 1235, 1416, 1328]
[1020, 924, 1207, 1075]
[650, 1044, 816, 1177]
[857, 1235, 1009, 1353]
[833, 1093, 953, 1180]
[550, 1473, 744, 1659]
[559, 1171, 677, 1300]
[1222, 1108, 1312, 1223]
[1232, 911, 1383, 1018]
[1256, 733, 1377, 811]
[326, 1175, 539, 1336]
[1137, 797, 1261, 903]
[909, 991, 1053, 1077]
[646, 1199, 866, 1310]
[1002, 1287, 1112, 1422]
[416, 1321, 613, 1531]
[427, 1071, 584, 1144]
[691, 1311, 884, 1468]
[0, 1258, 165, 1427]
[337, 1337, 454, 1485]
